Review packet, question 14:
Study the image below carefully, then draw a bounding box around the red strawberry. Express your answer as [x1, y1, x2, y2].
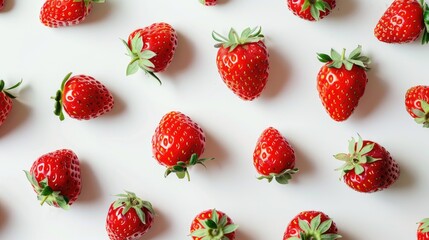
[334, 135, 400, 193]
[253, 127, 298, 184]
[200, 0, 217, 6]
[283, 211, 341, 240]
[0, 0, 5, 10]
[212, 27, 269, 101]
[122, 22, 178, 84]
[40, 0, 105, 28]
[106, 191, 155, 240]
[316, 45, 370, 121]
[405, 85, 429, 127]
[24, 149, 81, 209]
[418, 218, 429, 240]
[190, 209, 238, 240]
[152, 111, 212, 181]
[374, 0, 429, 44]
[52, 72, 114, 121]
[0, 79, 22, 127]
[287, 0, 336, 21]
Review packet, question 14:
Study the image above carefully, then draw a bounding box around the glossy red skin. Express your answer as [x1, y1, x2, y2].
[216, 41, 269, 101]
[0, 92, 12, 127]
[374, 0, 424, 43]
[40, 0, 92, 28]
[317, 64, 367, 121]
[152, 111, 205, 167]
[0, 0, 5, 10]
[30, 149, 81, 206]
[62, 75, 114, 120]
[287, 0, 336, 21]
[418, 222, 429, 240]
[128, 23, 178, 72]
[283, 211, 338, 239]
[253, 127, 295, 176]
[343, 140, 400, 193]
[202, 0, 217, 6]
[190, 209, 236, 240]
[405, 85, 429, 118]
[106, 203, 154, 240]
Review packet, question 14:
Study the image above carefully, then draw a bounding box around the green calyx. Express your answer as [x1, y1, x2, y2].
[420, 0, 429, 44]
[73, 0, 105, 7]
[212, 26, 264, 52]
[113, 191, 155, 225]
[121, 33, 161, 84]
[317, 45, 371, 71]
[287, 214, 342, 240]
[412, 100, 429, 127]
[257, 168, 299, 184]
[164, 153, 214, 181]
[24, 170, 70, 210]
[334, 135, 380, 179]
[301, 0, 331, 21]
[0, 79, 22, 99]
[190, 209, 239, 240]
[51, 72, 72, 121]
[419, 218, 429, 233]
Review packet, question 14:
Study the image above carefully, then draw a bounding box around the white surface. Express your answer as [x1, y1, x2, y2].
[0, 0, 428, 239]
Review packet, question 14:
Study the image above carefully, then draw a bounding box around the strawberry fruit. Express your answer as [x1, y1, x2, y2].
[52, 72, 114, 121]
[190, 209, 238, 240]
[283, 211, 341, 240]
[152, 111, 212, 181]
[316, 45, 370, 121]
[287, 0, 336, 21]
[212, 26, 269, 101]
[24, 149, 81, 209]
[122, 22, 178, 84]
[40, 0, 105, 28]
[106, 191, 155, 240]
[374, 0, 429, 44]
[0, 79, 22, 127]
[253, 127, 298, 184]
[418, 218, 429, 240]
[0, 0, 5, 10]
[200, 0, 217, 6]
[334, 135, 400, 193]
[405, 85, 429, 127]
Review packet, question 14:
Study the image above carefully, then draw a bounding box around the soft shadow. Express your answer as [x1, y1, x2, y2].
[142, 207, 170, 239]
[0, 100, 31, 138]
[200, 130, 229, 171]
[390, 160, 415, 191]
[82, 1, 113, 25]
[235, 229, 257, 240]
[1, 0, 15, 12]
[0, 201, 8, 231]
[327, 0, 357, 20]
[337, 229, 355, 240]
[261, 47, 291, 100]
[78, 161, 102, 203]
[217, 0, 230, 5]
[291, 141, 315, 183]
[163, 31, 195, 77]
[104, 90, 126, 118]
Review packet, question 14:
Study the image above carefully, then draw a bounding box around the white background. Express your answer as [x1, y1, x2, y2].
[0, 0, 428, 239]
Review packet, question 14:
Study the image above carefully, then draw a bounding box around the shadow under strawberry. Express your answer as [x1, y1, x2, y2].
[77, 161, 103, 204]
[102, 90, 126, 118]
[79, 0, 113, 26]
[0, 0, 14, 12]
[388, 158, 416, 192]
[199, 129, 229, 172]
[289, 140, 316, 183]
[0, 201, 8, 231]
[261, 47, 291, 100]
[324, 0, 357, 20]
[0, 100, 31, 138]
[143, 207, 171, 239]
[162, 31, 195, 78]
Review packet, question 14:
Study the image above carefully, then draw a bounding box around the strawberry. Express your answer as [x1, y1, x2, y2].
[0, 0, 5, 10]
[40, 0, 105, 28]
[253, 127, 298, 184]
[405, 85, 429, 127]
[52, 72, 114, 121]
[283, 211, 341, 240]
[122, 22, 178, 84]
[0, 79, 22, 127]
[374, 0, 429, 44]
[24, 149, 81, 209]
[287, 0, 336, 21]
[316, 45, 370, 121]
[334, 135, 400, 193]
[200, 0, 217, 6]
[418, 218, 429, 240]
[152, 111, 212, 181]
[106, 191, 155, 240]
[212, 27, 269, 101]
[190, 209, 238, 240]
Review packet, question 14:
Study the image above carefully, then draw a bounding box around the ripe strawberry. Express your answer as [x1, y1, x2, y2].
[212, 27, 269, 101]
[283, 211, 341, 240]
[405, 85, 429, 127]
[334, 135, 400, 193]
[374, 0, 429, 44]
[0, 0, 5, 10]
[253, 127, 298, 184]
[52, 72, 114, 121]
[0, 79, 22, 127]
[190, 209, 238, 240]
[122, 22, 178, 84]
[418, 218, 429, 240]
[316, 45, 370, 121]
[287, 0, 336, 21]
[106, 191, 155, 240]
[152, 111, 212, 181]
[40, 0, 105, 28]
[200, 0, 217, 6]
[24, 149, 81, 209]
